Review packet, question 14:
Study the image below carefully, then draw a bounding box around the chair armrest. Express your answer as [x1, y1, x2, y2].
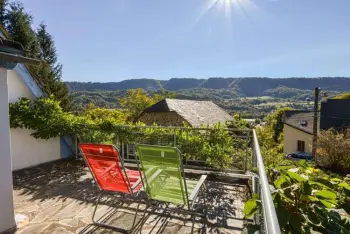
[189, 175, 207, 201]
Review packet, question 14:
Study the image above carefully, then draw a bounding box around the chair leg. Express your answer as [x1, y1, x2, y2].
[128, 201, 142, 233]
[92, 191, 151, 234]
[91, 191, 130, 233]
[132, 196, 152, 233]
[192, 183, 208, 233]
[202, 185, 207, 220]
[191, 212, 196, 233]
[92, 190, 103, 224]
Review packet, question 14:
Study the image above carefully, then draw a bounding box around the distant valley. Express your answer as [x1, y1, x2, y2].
[66, 77, 350, 117]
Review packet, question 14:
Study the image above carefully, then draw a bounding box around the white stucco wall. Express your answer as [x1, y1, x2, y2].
[0, 68, 16, 232]
[8, 69, 35, 102]
[8, 68, 61, 171]
[10, 128, 61, 171]
[283, 124, 313, 155]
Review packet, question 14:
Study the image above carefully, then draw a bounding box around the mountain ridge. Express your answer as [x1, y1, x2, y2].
[66, 77, 350, 96]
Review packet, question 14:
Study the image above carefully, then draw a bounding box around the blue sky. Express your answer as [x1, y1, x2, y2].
[21, 0, 350, 82]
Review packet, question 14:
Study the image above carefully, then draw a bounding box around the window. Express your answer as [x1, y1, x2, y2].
[297, 140, 305, 152]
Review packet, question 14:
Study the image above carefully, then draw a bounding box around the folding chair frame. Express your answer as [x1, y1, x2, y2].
[135, 144, 208, 226]
[80, 144, 147, 233]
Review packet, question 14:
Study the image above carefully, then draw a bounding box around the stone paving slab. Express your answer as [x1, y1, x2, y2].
[12, 159, 247, 233]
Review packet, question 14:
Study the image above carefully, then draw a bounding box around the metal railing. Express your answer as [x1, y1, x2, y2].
[252, 129, 281, 234]
[114, 126, 251, 172]
[73, 125, 281, 233]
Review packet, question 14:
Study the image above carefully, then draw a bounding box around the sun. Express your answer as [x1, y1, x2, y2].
[196, 0, 248, 23]
[193, 0, 277, 39]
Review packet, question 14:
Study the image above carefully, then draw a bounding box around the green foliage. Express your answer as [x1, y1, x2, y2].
[317, 129, 350, 174]
[265, 107, 291, 142]
[0, 0, 8, 25]
[4, 1, 39, 57]
[334, 92, 350, 99]
[31, 22, 71, 110]
[255, 108, 289, 166]
[9, 96, 249, 169]
[68, 81, 347, 118]
[245, 161, 350, 233]
[3, 1, 71, 110]
[256, 126, 284, 166]
[66, 77, 350, 94]
[263, 86, 312, 100]
[176, 88, 239, 101]
[82, 103, 129, 124]
[244, 198, 260, 218]
[119, 88, 175, 121]
[9, 96, 121, 140]
[176, 123, 237, 168]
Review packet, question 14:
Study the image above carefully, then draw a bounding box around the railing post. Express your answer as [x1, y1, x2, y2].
[121, 142, 124, 160]
[185, 129, 188, 166]
[245, 135, 248, 172]
[75, 135, 78, 158]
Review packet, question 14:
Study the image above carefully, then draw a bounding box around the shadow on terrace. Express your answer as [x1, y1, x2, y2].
[13, 159, 249, 233]
[12, 126, 255, 233]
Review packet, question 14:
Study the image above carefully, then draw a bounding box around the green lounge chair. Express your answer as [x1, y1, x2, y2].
[135, 144, 207, 212]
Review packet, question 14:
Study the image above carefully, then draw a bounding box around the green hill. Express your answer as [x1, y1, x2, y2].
[66, 77, 350, 95]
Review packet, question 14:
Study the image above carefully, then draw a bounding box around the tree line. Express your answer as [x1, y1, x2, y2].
[0, 0, 71, 110]
[66, 77, 350, 95]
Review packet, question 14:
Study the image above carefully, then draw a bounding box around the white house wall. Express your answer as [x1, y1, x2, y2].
[8, 68, 61, 171]
[10, 128, 60, 171]
[0, 68, 16, 232]
[283, 124, 313, 155]
[8, 69, 35, 102]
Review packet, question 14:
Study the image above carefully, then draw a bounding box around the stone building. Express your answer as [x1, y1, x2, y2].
[135, 99, 233, 127]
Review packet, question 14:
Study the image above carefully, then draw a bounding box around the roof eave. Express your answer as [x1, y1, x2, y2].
[284, 122, 314, 135]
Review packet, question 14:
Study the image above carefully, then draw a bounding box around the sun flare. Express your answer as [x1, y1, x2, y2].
[196, 0, 249, 23]
[194, 0, 274, 35]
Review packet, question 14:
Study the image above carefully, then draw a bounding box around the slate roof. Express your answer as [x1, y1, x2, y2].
[140, 98, 233, 126]
[283, 110, 319, 135]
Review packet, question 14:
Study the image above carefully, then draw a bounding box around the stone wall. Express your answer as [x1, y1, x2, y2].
[137, 111, 189, 126]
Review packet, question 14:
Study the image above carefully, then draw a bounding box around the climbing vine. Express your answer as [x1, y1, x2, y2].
[9, 96, 251, 168]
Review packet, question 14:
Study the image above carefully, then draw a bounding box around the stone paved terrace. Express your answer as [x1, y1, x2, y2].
[12, 159, 249, 234]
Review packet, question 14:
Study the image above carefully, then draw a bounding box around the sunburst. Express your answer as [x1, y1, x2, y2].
[194, 0, 279, 37]
[196, 0, 247, 23]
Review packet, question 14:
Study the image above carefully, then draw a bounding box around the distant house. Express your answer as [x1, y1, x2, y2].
[135, 99, 233, 127]
[283, 111, 318, 155]
[283, 98, 350, 155]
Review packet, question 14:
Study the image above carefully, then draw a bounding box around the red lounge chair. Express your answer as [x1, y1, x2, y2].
[79, 143, 144, 232]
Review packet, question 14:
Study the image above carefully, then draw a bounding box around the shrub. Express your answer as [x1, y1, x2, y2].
[256, 126, 285, 166]
[317, 129, 350, 174]
[245, 160, 350, 233]
[333, 92, 350, 99]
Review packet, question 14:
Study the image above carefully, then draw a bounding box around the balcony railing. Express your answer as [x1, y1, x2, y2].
[252, 130, 281, 234]
[73, 125, 281, 233]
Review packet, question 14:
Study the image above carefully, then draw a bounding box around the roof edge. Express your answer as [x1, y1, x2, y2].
[0, 24, 44, 98]
[284, 122, 314, 135]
